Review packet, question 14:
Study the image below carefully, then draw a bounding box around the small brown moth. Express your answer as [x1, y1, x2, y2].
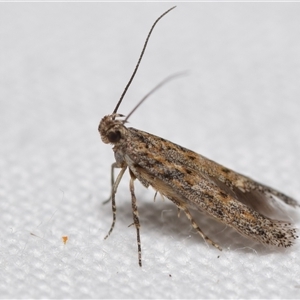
[99, 7, 299, 266]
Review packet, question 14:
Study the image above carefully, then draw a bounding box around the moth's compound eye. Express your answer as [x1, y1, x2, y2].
[107, 130, 121, 143]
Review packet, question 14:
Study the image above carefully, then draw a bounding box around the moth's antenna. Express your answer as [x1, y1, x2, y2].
[124, 72, 187, 123]
[112, 6, 176, 116]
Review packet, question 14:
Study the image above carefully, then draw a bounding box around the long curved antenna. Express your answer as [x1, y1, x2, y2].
[124, 72, 187, 123]
[112, 6, 176, 115]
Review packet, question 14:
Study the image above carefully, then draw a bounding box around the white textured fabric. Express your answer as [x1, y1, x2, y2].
[1, 3, 300, 299]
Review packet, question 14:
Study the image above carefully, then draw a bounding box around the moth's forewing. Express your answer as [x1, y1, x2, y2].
[123, 128, 298, 247]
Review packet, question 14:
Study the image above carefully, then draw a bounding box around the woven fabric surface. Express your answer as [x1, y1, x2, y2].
[1, 3, 300, 299]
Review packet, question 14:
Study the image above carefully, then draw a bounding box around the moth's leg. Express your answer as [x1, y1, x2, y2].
[103, 162, 118, 205]
[129, 173, 142, 267]
[181, 206, 222, 251]
[104, 165, 127, 240]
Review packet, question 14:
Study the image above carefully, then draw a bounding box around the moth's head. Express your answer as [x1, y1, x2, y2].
[98, 114, 127, 145]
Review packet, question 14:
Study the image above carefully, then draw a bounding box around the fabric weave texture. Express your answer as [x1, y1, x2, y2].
[1, 3, 300, 299]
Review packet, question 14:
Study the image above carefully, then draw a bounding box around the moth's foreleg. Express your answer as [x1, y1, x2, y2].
[103, 162, 118, 205]
[104, 165, 127, 240]
[129, 174, 142, 267]
[181, 206, 222, 251]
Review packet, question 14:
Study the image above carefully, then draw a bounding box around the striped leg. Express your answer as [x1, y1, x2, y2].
[181, 206, 222, 251]
[129, 176, 142, 267]
[103, 162, 118, 205]
[104, 165, 127, 240]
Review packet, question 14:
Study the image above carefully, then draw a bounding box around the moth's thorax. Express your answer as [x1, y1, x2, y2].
[98, 114, 128, 145]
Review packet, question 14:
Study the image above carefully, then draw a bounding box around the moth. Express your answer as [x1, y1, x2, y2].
[99, 7, 299, 266]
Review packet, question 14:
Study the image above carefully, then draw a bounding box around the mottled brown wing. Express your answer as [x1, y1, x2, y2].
[125, 127, 298, 247]
[127, 127, 299, 214]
